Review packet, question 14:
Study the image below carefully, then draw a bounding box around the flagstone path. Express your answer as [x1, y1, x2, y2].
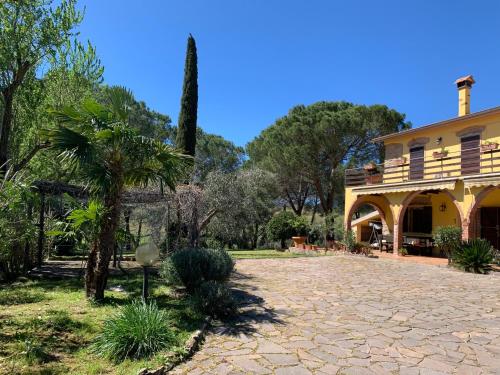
[172, 255, 500, 375]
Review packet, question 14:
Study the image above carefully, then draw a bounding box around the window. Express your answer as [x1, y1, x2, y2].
[403, 206, 432, 234]
[461, 134, 480, 175]
[409, 146, 424, 180]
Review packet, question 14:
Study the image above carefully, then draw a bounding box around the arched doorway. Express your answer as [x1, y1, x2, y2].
[395, 190, 463, 255]
[345, 195, 394, 249]
[465, 186, 500, 249]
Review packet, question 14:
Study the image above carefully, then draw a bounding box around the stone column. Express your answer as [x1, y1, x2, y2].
[393, 222, 401, 255]
[461, 218, 470, 241]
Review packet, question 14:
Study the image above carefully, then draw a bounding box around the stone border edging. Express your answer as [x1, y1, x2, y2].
[137, 315, 211, 375]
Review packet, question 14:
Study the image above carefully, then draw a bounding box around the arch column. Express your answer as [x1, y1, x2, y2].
[345, 195, 393, 233]
[396, 189, 464, 254]
[465, 185, 500, 240]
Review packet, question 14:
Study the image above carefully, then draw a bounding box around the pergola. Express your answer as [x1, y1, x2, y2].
[32, 180, 166, 268]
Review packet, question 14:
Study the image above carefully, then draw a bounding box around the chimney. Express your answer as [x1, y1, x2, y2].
[455, 75, 475, 117]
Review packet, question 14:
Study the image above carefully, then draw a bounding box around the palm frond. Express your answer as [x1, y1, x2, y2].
[44, 126, 96, 166]
[124, 138, 191, 190]
[106, 86, 135, 123]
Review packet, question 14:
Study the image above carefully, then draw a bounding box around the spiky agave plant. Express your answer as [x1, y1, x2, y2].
[453, 239, 494, 274]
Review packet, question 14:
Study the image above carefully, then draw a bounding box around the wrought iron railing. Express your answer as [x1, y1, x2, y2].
[345, 146, 500, 187]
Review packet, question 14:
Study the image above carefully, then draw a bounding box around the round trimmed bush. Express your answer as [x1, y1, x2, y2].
[160, 248, 207, 292]
[203, 249, 234, 282]
[92, 300, 175, 361]
[193, 280, 237, 319]
[160, 248, 235, 292]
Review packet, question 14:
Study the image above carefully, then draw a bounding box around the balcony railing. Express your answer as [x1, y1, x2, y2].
[345, 146, 500, 187]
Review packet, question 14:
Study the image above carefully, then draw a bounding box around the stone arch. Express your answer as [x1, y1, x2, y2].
[395, 189, 464, 249]
[345, 195, 393, 234]
[465, 185, 500, 239]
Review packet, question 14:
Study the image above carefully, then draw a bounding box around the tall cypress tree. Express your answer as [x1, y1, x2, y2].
[176, 34, 198, 156]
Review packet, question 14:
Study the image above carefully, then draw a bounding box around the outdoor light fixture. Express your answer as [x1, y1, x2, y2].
[436, 137, 443, 145]
[439, 202, 447, 212]
[135, 241, 159, 301]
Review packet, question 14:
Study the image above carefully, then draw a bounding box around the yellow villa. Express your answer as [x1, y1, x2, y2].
[344, 75, 500, 256]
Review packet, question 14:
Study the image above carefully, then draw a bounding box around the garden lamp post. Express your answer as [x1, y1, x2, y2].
[135, 242, 159, 302]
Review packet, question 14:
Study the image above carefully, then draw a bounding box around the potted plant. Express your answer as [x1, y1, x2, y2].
[385, 157, 406, 168]
[363, 161, 378, 171]
[291, 236, 306, 247]
[398, 248, 408, 256]
[433, 147, 449, 159]
[366, 174, 383, 184]
[363, 160, 382, 184]
[481, 141, 499, 153]
[291, 216, 310, 247]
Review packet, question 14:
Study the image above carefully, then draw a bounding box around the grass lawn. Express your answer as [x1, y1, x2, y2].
[0, 272, 203, 375]
[228, 249, 322, 259]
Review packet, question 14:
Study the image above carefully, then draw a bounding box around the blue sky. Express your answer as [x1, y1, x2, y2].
[78, 0, 500, 147]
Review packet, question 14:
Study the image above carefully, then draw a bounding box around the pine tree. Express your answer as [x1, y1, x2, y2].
[176, 34, 198, 157]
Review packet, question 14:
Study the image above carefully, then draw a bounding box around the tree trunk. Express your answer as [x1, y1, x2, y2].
[310, 197, 318, 224]
[251, 223, 259, 249]
[188, 202, 199, 247]
[0, 89, 15, 171]
[86, 177, 123, 301]
[136, 218, 142, 248]
[124, 209, 131, 254]
[36, 192, 46, 268]
[112, 242, 118, 268]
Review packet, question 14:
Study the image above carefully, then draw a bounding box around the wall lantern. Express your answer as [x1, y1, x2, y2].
[135, 241, 159, 301]
[436, 137, 443, 145]
[439, 202, 447, 212]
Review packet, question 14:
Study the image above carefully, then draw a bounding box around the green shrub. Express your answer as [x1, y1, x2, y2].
[204, 237, 224, 250]
[308, 224, 323, 245]
[290, 215, 310, 236]
[266, 211, 296, 248]
[203, 249, 235, 282]
[160, 248, 234, 292]
[160, 248, 206, 291]
[434, 226, 462, 264]
[453, 239, 493, 274]
[92, 300, 175, 362]
[193, 281, 237, 319]
[341, 230, 357, 252]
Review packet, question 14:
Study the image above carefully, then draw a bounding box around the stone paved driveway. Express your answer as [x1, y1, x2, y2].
[172, 256, 500, 375]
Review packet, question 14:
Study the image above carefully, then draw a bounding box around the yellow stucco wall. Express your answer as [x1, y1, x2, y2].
[477, 189, 500, 206]
[430, 192, 460, 229]
[345, 109, 500, 249]
[382, 112, 500, 183]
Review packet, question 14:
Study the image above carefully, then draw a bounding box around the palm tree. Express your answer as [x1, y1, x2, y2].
[44, 87, 189, 300]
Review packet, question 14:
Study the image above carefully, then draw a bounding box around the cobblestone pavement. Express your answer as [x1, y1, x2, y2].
[172, 256, 500, 375]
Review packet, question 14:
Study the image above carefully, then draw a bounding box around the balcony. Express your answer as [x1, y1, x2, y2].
[345, 145, 500, 187]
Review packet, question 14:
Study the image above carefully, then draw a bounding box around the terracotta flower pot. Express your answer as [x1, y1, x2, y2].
[292, 236, 307, 247]
[433, 151, 448, 159]
[365, 174, 383, 185]
[305, 244, 312, 250]
[481, 143, 498, 153]
[385, 157, 406, 168]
